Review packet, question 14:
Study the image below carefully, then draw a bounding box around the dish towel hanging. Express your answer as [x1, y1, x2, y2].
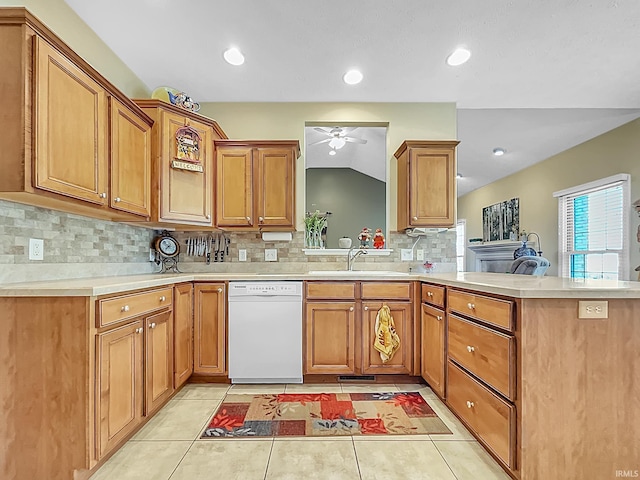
[373, 304, 400, 363]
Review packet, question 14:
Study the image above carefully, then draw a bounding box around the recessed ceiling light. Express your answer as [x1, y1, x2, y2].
[329, 149, 337, 156]
[492, 147, 506, 156]
[446, 47, 471, 66]
[223, 47, 245, 66]
[343, 69, 363, 85]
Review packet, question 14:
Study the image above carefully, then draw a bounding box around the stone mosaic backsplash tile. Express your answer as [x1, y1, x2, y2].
[0, 199, 457, 282]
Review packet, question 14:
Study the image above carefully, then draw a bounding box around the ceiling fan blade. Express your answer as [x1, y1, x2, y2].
[313, 127, 332, 136]
[340, 127, 358, 134]
[308, 138, 332, 146]
[344, 137, 367, 144]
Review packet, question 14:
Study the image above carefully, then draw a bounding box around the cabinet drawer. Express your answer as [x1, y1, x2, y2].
[448, 315, 515, 400]
[305, 282, 356, 300]
[447, 361, 515, 469]
[447, 290, 513, 331]
[361, 282, 411, 300]
[421, 283, 445, 308]
[98, 287, 173, 327]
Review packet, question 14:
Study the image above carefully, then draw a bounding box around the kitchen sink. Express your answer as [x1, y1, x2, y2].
[307, 270, 409, 276]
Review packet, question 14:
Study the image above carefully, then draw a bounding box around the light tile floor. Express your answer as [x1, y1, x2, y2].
[91, 383, 510, 480]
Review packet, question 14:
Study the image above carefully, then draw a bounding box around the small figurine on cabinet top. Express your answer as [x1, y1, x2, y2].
[358, 227, 371, 248]
[373, 228, 385, 249]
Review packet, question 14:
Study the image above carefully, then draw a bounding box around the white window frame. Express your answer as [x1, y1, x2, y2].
[553, 173, 630, 280]
[456, 219, 466, 272]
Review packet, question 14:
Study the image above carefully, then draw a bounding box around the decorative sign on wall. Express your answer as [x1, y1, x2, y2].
[482, 197, 520, 242]
[172, 126, 203, 173]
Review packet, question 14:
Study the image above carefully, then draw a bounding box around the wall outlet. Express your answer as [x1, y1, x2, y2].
[416, 249, 425, 261]
[29, 238, 44, 261]
[578, 300, 608, 319]
[401, 249, 413, 261]
[265, 248, 277, 261]
[239, 249, 247, 262]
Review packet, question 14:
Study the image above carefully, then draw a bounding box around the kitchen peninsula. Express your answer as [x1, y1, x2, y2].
[1, 271, 638, 480]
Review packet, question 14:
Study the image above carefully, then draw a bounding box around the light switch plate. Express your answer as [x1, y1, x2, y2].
[239, 249, 247, 262]
[265, 248, 278, 261]
[416, 249, 425, 261]
[401, 249, 413, 261]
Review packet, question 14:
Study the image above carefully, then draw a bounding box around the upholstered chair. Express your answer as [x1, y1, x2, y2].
[510, 256, 550, 275]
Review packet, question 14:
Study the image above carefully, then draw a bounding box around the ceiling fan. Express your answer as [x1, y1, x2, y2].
[309, 126, 367, 150]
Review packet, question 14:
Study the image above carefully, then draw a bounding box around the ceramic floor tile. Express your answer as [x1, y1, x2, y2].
[354, 439, 457, 480]
[169, 440, 272, 480]
[425, 394, 476, 441]
[434, 440, 511, 479]
[228, 384, 286, 394]
[266, 439, 360, 480]
[397, 383, 438, 398]
[91, 441, 191, 480]
[285, 383, 343, 393]
[132, 399, 217, 441]
[173, 383, 230, 400]
[339, 384, 400, 393]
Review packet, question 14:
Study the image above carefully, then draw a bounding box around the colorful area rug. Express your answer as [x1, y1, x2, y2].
[201, 392, 452, 438]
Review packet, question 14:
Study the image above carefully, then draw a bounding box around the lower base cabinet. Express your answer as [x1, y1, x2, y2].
[193, 283, 227, 375]
[362, 301, 413, 374]
[420, 302, 446, 397]
[173, 283, 194, 388]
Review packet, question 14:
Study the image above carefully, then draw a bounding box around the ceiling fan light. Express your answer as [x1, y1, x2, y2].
[223, 47, 245, 66]
[493, 147, 506, 156]
[446, 47, 471, 66]
[328, 149, 337, 156]
[343, 69, 363, 85]
[329, 137, 346, 149]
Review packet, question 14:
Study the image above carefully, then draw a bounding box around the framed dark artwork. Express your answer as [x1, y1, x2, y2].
[482, 198, 519, 242]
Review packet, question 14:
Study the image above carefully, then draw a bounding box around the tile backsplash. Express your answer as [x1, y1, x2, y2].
[0, 199, 457, 284]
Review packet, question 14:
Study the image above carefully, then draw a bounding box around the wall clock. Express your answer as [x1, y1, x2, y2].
[152, 231, 181, 273]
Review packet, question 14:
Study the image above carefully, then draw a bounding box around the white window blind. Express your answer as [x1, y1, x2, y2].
[456, 219, 466, 272]
[554, 174, 630, 280]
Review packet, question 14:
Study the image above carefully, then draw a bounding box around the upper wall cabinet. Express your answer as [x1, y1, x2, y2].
[395, 140, 459, 230]
[215, 140, 299, 231]
[135, 100, 227, 228]
[0, 8, 152, 221]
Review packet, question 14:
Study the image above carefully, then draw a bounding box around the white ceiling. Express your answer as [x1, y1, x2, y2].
[64, 0, 640, 195]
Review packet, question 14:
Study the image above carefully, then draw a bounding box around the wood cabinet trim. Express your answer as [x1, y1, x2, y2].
[393, 140, 460, 158]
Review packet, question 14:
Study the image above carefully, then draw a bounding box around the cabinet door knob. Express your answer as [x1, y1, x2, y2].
[159, 296, 166, 302]
[149, 322, 156, 329]
[217, 288, 223, 293]
[121, 305, 130, 312]
[259, 216, 264, 223]
[364, 306, 369, 311]
[206, 214, 211, 219]
[349, 306, 354, 311]
[467, 302, 475, 310]
[466, 401, 474, 409]
[99, 192, 107, 198]
[114, 197, 121, 203]
[246, 216, 251, 222]
[135, 327, 143, 334]
[467, 345, 475, 353]
[427, 291, 433, 297]
[436, 315, 443, 321]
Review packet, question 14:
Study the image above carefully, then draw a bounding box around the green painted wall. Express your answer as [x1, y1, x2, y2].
[306, 168, 386, 249]
[457, 118, 640, 279]
[0, 0, 149, 97]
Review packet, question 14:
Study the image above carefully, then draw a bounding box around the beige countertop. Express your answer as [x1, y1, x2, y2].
[1, 271, 640, 299]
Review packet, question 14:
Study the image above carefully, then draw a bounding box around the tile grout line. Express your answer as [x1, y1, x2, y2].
[351, 436, 364, 480]
[263, 437, 276, 480]
[432, 439, 462, 480]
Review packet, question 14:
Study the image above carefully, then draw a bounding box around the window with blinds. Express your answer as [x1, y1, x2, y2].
[554, 174, 630, 280]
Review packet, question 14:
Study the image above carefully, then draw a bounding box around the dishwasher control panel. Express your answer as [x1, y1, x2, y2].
[228, 282, 302, 297]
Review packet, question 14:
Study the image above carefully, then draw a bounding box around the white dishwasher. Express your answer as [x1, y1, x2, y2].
[228, 281, 303, 384]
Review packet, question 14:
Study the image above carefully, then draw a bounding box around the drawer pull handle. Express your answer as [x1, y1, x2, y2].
[466, 401, 474, 409]
[159, 296, 166, 302]
[99, 192, 107, 199]
[135, 327, 143, 334]
[427, 292, 433, 297]
[121, 305, 130, 312]
[114, 197, 121, 203]
[149, 322, 156, 329]
[349, 307, 354, 311]
[364, 306, 369, 311]
[467, 345, 475, 353]
[436, 315, 443, 321]
[217, 288, 223, 293]
[467, 302, 475, 310]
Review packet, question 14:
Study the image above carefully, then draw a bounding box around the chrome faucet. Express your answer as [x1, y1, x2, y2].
[347, 247, 368, 270]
